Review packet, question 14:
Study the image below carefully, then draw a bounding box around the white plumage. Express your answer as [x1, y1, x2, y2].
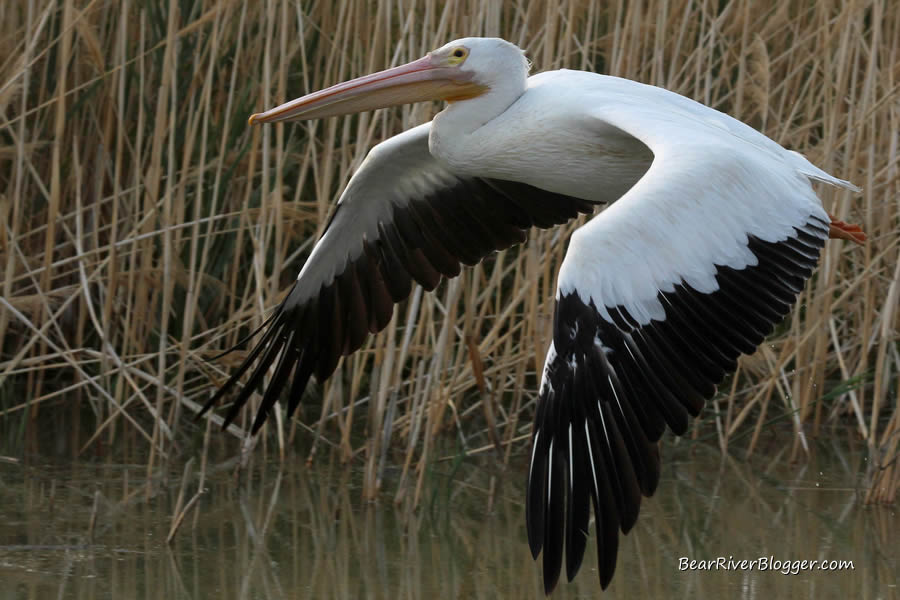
[200, 37, 865, 594]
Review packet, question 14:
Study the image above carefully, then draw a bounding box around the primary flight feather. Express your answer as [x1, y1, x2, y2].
[199, 37, 865, 593]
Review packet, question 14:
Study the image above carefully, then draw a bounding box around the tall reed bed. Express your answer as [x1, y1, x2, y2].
[0, 0, 896, 502]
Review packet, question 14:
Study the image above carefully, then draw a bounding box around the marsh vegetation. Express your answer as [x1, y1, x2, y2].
[1, 0, 897, 513]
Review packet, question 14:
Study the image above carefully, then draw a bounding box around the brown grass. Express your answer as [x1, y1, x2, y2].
[0, 1, 897, 502]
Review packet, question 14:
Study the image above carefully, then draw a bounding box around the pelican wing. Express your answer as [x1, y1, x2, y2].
[200, 123, 596, 432]
[525, 103, 855, 592]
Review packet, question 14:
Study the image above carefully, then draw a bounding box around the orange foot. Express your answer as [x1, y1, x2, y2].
[828, 214, 867, 245]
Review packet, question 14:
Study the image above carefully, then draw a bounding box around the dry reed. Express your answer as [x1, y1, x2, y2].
[0, 0, 897, 502]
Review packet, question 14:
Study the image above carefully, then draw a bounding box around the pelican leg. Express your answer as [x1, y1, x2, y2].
[828, 214, 867, 245]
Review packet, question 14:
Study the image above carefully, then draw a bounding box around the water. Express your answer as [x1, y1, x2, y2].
[1, 441, 896, 599]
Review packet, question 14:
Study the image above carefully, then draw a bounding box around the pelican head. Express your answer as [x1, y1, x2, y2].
[248, 38, 528, 124]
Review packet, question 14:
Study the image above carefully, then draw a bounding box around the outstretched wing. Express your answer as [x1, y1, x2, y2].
[525, 101, 854, 593]
[200, 123, 597, 432]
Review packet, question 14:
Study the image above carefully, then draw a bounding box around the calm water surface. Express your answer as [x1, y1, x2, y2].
[1, 440, 896, 599]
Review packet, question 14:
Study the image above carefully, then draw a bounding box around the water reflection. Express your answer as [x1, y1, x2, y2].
[1, 440, 896, 599]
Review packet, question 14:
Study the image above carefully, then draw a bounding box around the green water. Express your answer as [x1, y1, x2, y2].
[1, 440, 896, 599]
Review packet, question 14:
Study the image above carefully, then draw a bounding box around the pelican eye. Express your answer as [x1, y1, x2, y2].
[448, 47, 469, 64]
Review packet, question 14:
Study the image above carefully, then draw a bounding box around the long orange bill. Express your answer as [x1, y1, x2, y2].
[248, 55, 485, 124]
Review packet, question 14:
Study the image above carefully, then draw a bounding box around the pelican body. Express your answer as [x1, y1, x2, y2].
[200, 38, 864, 593]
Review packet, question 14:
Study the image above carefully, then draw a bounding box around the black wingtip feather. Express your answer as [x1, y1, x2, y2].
[542, 440, 566, 595]
[286, 347, 316, 419]
[197, 308, 286, 421]
[250, 333, 297, 434]
[526, 424, 549, 559]
[222, 322, 287, 429]
[565, 410, 591, 582]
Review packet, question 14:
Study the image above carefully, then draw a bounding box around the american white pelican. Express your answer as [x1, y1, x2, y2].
[199, 37, 865, 593]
